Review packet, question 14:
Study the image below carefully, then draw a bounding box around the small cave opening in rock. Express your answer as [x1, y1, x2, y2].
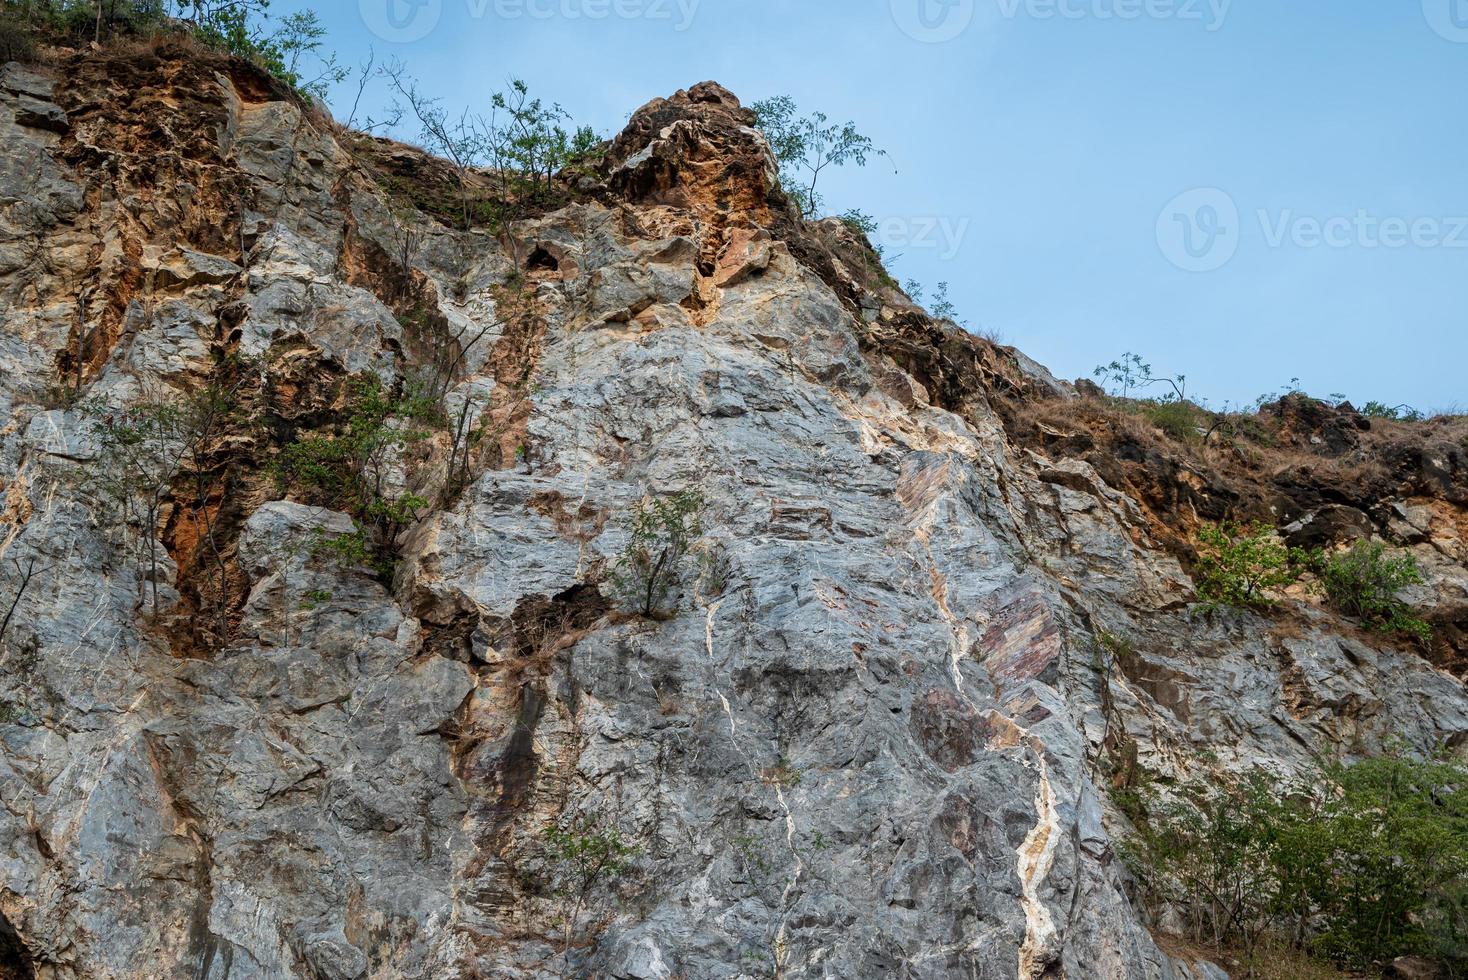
[525, 246, 559, 274]
[0, 913, 35, 980]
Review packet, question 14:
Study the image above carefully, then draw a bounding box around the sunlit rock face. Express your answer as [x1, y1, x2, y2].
[0, 48, 1464, 980]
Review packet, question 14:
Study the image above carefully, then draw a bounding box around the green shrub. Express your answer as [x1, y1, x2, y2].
[175, 2, 344, 101]
[1317, 541, 1431, 642]
[1125, 754, 1468, 971]
[1140, 399, 1205, 442]
[1123, 773, 1283, 953]
[609, 489, 705, 618]
[1361, 401, 1424, 422]
[487, 78, 600, 202]
[275, 375, 436, 566]
[541, 819, 639, 960]
[0, 2, 341, 102]
[1310, 755, 1468, 967]
[1193, 521, 1310, 611]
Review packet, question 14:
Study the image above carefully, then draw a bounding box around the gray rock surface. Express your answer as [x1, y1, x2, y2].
[0, 59, 1463, 980]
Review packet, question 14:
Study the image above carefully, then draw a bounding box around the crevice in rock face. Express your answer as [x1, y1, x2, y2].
[331, 180, 466, 383]
[0, 913, 35, 980]
[476, 281, 551, 471]
[495, 585, 611, 670]
[155, 342, 313, 658]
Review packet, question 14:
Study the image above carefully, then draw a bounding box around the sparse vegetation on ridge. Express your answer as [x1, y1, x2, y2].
[368, 66, 604, 234]
[0, 1, 344, 101]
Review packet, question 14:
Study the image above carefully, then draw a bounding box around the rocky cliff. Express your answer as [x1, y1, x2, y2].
[0, 45, 1465, 980]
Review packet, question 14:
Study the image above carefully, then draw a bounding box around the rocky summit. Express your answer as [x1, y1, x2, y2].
[0, 43, 1465, 980]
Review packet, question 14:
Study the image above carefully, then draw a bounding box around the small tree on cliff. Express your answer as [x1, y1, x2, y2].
[485, 78, 600, 205]
[610, 490, 705, 618]
[89, 397, 195, 616]
[383, 59, 485, 231]
[750, 96, 888, 219]
[540, 819, 639, 963]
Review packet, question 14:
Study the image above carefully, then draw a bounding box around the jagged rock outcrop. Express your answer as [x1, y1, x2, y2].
[0, 47, 1464, 980]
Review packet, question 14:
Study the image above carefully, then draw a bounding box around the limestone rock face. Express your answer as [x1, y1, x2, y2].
[0, 47, 1464, 980]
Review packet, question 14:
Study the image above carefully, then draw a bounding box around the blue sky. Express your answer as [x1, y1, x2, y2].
[283, 0, 1467, 412]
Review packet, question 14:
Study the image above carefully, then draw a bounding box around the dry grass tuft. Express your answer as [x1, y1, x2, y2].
[1152, 934, 1359, 980]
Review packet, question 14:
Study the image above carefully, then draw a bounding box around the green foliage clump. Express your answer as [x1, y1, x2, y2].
[1125, 773, 1281, 953]
[1140, 399, 1206, 442]
[610, 489, 705, 618]
[541, 819, 639, 960]
[1, 0, 161, 54]
[1125, 754, 1468, 972]
[1316, 540, 1431, 642]
[1361, 401, 1424, 422]
[750, 95, 887, 219]
[181, 2, 345, 100]
[274, 375, 437, 572]
[1193, 521, 1310, 611]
